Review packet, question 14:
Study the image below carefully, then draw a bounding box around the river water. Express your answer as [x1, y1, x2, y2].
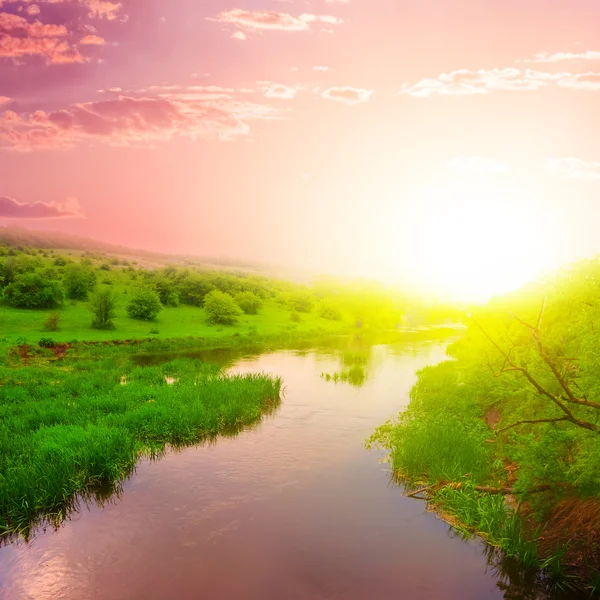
[0, 341, 563, 599]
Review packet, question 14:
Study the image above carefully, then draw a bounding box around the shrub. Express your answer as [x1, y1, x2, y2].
[204, 290, 242, 325]
[43, 312, 61, 332]
[99, 263, 111, 271]
[89, 289, 117, 330]
[38, 337, 55, 348]
[288, 291, 314, 313]
[318, 299, 342, 321]
[3, 273, 65, 309]
[290, 311, 301, 322]
[235, 291, 263, 315]
[53, 256, 68, 267]
[63, 264, 97, 300]
[126, 288, 163, 321]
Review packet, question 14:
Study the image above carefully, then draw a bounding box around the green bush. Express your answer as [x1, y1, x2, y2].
[318, 299, 342, 321]
[63, 264, 97, 300]
[89, 288, 117, 330]
[204, 290, 242, 325]
[288, 291, 314, 313]
[235, 291, 263, 315]
[126, 288, 163, 321]
[3, 272, 65, 309]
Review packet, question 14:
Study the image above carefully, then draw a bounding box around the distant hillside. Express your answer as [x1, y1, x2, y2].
[0, 226, 315, 283]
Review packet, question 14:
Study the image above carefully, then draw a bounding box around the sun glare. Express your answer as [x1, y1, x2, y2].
[400, 181, 559, 303]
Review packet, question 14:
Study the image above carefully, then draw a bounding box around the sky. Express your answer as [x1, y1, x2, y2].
[1, 0, 600, 300]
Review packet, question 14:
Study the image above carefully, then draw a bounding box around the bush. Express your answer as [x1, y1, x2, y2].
[290, 311, 301, 322]
[318, 299, 342, 321]
[126, 288, 163, 321]
[43, 312, 61, 332]
[38, 337, 55, 348]
[177, 275, 215, 307]
[3, 273, 65, 309]
[63, 264, 97, 300]
[288, 291, 314, 313]
[204, 290, 242, 325]
[235, 291, 263, 315]
[89, 289, 117, 330]
[53, 256, 68, 267]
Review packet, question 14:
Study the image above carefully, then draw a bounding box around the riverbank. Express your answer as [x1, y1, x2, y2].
[368, 348, 600, 597]
[0, 345, 282, 539]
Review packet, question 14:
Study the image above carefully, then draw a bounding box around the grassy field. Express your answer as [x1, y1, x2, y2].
[0, 300, 350, 346]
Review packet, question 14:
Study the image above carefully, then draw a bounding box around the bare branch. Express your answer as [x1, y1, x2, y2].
[494, 417, 569, 434]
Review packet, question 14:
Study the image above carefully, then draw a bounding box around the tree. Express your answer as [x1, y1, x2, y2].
[177, 274, 215, 307]
[63, 263, 97, 300]
[89, 288, 117, 329]
[235, 291, 263, 315]
[3, 272, 64, 309]
[126, 288, 163, 320]
[204, 290, 242, 325]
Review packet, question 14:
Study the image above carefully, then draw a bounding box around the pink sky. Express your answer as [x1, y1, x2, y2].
[2, 0, 600, 293]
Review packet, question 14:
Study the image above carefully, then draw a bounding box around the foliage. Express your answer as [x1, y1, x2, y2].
[204, 290, 242, 325]
[3, 272, 65, 309]
[63, 263, 97, 300]
[318, 299, 342, 321]
[38, 337, 56, 348]
[89, 288, 117, 330]
[126, 288, 163, 321]
[287, 291, 315, 313]
[43, 312, 61, 332]
[235, 291, 263, 315]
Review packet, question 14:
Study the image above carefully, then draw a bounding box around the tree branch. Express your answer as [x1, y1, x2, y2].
[494, 417, 569, 434]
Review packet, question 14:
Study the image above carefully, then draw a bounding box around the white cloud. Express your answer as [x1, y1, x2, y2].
[546, 157, 600, 180]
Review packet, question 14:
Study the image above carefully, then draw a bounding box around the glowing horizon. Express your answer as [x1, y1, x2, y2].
[2, 0, 600, 302]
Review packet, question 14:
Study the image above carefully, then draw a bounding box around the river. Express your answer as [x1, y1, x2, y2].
[0, 341, 566, 599]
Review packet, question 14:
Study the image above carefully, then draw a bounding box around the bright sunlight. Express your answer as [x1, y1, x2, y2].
[401, 181, 560, 302]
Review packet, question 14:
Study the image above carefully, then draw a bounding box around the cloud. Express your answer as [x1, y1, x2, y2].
[0, 96, 11, 104]
[520, 50, 600, 63]
[0, 89, 286, 150]
[448, 156, 507, 174]
[258, 81, 301, 99]
[0, 10, 88, 63]
[0, 0, 123, 21]
[79, 34, 105, 45]
[0, 195, 84, 218]
[313, 65, 329, 71]
[557, 72, 600, 91]
[399, 67, 598, 96]
[546, 157, 600, 180]
[231, 31, 247, 41]
[209, 9, 342, 34]
[0, 11, 67, 37]
[320, 86, 373, 104]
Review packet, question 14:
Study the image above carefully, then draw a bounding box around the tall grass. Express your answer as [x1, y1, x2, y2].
[0, 354, 281, 536]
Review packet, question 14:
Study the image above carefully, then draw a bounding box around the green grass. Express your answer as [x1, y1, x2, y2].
[0, 352, 281, 537]
[0, 298, 351, 347]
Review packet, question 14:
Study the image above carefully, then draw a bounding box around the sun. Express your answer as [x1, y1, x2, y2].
[399, 180, 559, 303]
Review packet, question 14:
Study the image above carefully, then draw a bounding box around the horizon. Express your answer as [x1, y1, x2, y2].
[2, 0, 600, 301]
